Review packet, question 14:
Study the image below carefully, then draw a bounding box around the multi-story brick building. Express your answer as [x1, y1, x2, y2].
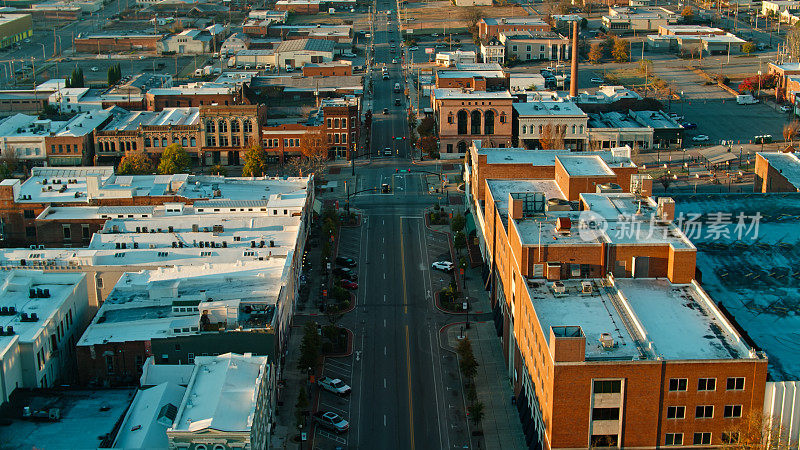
[302, 62, 353, 77]
[513, 99, 588, 151]
[144, 84, 250, 111]
[432, 89, 514, 157]
[754, 151, 800, 192]
[321, 97, 360, 159]
[261, 122, 322, 163]
[199, 104, 266, 166]
[479, 176, 768, 448]
[477, 17, 550, 40]
[434, 63, 509, 90]
[73, 34, 162, 53]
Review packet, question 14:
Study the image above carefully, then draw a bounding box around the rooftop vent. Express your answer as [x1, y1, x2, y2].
[599, 333, 615, 349]
[552, 281, 566, 294]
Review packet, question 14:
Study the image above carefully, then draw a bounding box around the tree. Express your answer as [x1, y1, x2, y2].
[456, 337, 479, 380]
[465, 7, 484, 44]
[297, 321, 321, 371]
[451, 213, 466, 233]
[418, 135, 438, 158]
[117, 153, 153, 175]
[539, 123, 566, 150]
[588, 42, 603, 64]
[157, 143, 191, 174]
[295, 387, 309, 428]
[242, 143, 268, 177]
[206, 164, 227, 176]
[722, 410, 795, 449]
[739, 72, 779, 93]
[468, 401, 485, 427]
[603, 35, 615, 58]
[612, 37, 630, 63]
[107, 63, 122, 86]
[786, 24, 800, 61]
[742, 41, 756, 55]
[454, 231, 466, 254]
[68, 68, 84, 89]
[638, 59, 653, 75]
[299, 129, 327, 159]
[417, 115, 435, 137]
[681, 6, 694, 22]
[784, 120, 800, 145]
[658, 173, 673, 192]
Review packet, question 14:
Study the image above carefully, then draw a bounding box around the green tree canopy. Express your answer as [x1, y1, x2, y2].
[157, 143, 191, 175]
[117, 153, 153, 175]
[242, 143, 268, 177]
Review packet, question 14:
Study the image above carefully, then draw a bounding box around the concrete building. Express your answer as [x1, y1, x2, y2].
[159, 28, 214, 54]
[0, 13, 32, 49]
[435, 50, 477, 68]
[480, 37, 505, 65]
[500, 31, 570, 62]
[0, 270, 88, 403]
[221, 32, 251, 55]
[574, 85, 642, 105]
[754, 151, 800, 192]
[272, 38, 335, 69]
[587, 110, 684, 150]
[602, 6, 679, 34]
[762, 0, 800, 18]
[432, 88, 514, 157]
[477, 17, 550, 40]
[166, 353, 273, 450]
[513, 99, 588, 150]
[144, 83, 249, 111]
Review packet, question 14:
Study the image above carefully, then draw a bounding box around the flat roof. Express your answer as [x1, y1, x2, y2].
[433, 88, 513, 100]
[557, 155, 616, 177]
[514, 100, 587, 117]
[759, 152, 800, 189]
[478, 147, 636, 169]
[169, 353, 268, 433]
[112, 382, 186, 449]
[673, 193, 800, 380]
[0, 271, 85, 355]
[480, 17, 548, 26]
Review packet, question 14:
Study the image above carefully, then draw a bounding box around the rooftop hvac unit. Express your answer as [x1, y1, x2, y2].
[599, 333, 615, 349]
[552, 281, 566, 294]
[581, 281, 592, 294]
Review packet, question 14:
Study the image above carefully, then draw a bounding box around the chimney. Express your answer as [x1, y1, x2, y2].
[570, 21, 579, 98]
[508, 194, 523, 220]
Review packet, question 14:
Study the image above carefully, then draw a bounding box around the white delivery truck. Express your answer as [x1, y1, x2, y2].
[737, 94, 759, 104]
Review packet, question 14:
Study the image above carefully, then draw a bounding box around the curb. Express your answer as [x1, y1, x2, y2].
[433, 290, 470, 315]
[322, 326, 355, 358]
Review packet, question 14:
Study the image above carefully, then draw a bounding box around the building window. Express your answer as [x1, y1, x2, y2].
[231, 120, 240, 133]
[500, 112, 507, 124]
[152, 138, 159, 148]
[144, 137, 151, 147]
[342, 118, 347, 128]
[23, 209, 35, 219]
[206, 121, 215, 133]
[695, 405, 713, 419]
[190, 137, 196, 146]
[693, 433, 711, 445]
[207, 136, 216, 146]
[187, 353, 195, 364]
[727, 377, 745, 391]
[447, 112, 454, 124]
[161, 138, 167, 147]
[722, 432, 739, 444]
[698, 378, 716, 391]
[334, 118, 340, 128]
[82, 224, 90, 239]
[232, 136, 240, 147]
[220, 136, 229, 147]
[446, 143, 453, 153]
[457, 110, 468, 134]
[591, 408, 619, 421]
[218, 120, 228, 133]
[470, 110, 481, 134]
[666, 406, 685, 419]
[181, 137, 187, 146]
[724, 405, 742, 418]
[665, 433, 683, 446]
[592, 380, 621, 394]
[668, 378, 687, 392]
[484, 110, 495, 135]
[62, 224, 71, 239]
[327, 118, 332, 128]
[105, 355, 114, 374]
[243, 120, 252, 133]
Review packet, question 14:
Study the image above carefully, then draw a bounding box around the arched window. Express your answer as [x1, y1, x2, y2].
[457, 110, 468, 134]
[218, 120, 227, 133]
[110, 142, 116, 152]
[484, 110, 495, 135]
[182, 137, 188, 146]
[190, 137, 196, 146]
[457, 141, 468, 153]
[132, 142, 137, 151]
[144, 138, 151, 147]
[195, 445, 207, 450]
[572, 125, 576, 135]
[243, 120, 252, 133]
[161, 138, 167, 147]
[538, 125, 543, 134]
[231, 120, 240, 133]
[447, 112, 454, 124]
[470, 110, 481, 134]
[500, 112, 507, 124]
[205, 121, 215, 133]
[522, 125, 527, 135]
[152, 139, 159, 148]
[579, 125, 584, 134]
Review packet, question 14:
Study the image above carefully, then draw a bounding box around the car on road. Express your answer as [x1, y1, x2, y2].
[342, 52, 357, 58]
[781, 105, 794, 112]
[333, 267, 358, 280]
[314, 411, 350, 433]
[381, 183, 391, 193]
[383, 107, 389, 114]
[590, 77, 604, 83]
[318, 377, 352, 395]
[335, 256, 357, 267]
[692, 134, 710, 142]
[340, 279, 359, 290]
[392, 58, 397, 64]
[383, 72, 390, 80]
[395, 98, 401, 106]
[384, 147, 392, 156]
[90, 67, 99, 72]
[682, 122, 697, 129]
[431, 261, 454, 271]
[410, 46, 419, 51]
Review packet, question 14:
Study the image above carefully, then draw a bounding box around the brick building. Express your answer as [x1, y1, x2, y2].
[261, 122, 322, 163]
[434, 63, 509, 90]
[144, 84, 250, 111]
[73, 34, 162, 53]
[321, 97, 360, 159]
[432, 89, 514, 158]
[754, 151, 800, 192]
[477, 17, 550, 40]
[479, 177, 767, 448]
[199, 104, 266, 166]
[302, 63, 353, 77]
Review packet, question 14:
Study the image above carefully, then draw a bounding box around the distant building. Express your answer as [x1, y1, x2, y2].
[499, 31, 570, 62]
[769, 62, 800, 102]
[221, 32, 251, 55]
[587, 109, 684, 149]
[754, 151, 800, 192]
[477, 17, 550, 40]
[435, 64, 508, 90]
[73, 34, 163, 53]
[159, 28, 214, 54]
[0, 270, 88, 404]
[302, 62, 352, 77]
[513, 99, 588, 150]
[602, 6, 679, 34]
[435, 50, 477, 67]
[432, 88, 514, 157]
[454, 0, 491, 6]
[0, 13, 32, 48]
[480, 37, 505, 65]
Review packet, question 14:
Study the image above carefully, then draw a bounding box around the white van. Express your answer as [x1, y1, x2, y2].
[737, 94, 759, 105]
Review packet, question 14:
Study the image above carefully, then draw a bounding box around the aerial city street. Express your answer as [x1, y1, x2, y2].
[0, 0, 799, 448]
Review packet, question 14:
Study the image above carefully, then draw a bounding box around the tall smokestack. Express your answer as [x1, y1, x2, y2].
[569, 20, 579, 98]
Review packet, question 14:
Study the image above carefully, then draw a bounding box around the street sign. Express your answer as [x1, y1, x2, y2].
[425, 47, 434, 54]
[462, 302, 468, 310]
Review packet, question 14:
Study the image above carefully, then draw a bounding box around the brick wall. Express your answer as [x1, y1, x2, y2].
[302, 65, 352, 77]
[76, 340, 149, 385]
[74, 36, 161, 53]
[754, 153, 798, 193]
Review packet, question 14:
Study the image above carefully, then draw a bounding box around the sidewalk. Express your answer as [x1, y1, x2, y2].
[271, 327, 305, 450]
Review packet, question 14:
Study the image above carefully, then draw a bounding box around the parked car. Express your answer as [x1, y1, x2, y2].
[590, 77, 604, 83]
[682, 122, 697, 129]
[410, 46, 419, 51]
[90, 67, 99, 72]
[340, 279, 359, 290]
[335, 256, 357, 267]
[692, 135, 710, 142]
[383, 73, 390, 80]
[333, 267, 357, 280]
[781, 105, 794, 112]
[395, 98, 401, 106]
[431, 261, 454, 271]
[318, 377, 352, 395]
[314, 411, 350, 433]
[383, 107, 389, 114]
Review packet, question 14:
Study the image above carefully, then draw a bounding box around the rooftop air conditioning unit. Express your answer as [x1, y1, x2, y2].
[599, 333, 615, 349]
[552, 281, 566, 294]
[581, 281, 592, 294]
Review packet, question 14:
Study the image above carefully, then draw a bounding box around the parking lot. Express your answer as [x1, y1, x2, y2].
[677, 98, 790, 145]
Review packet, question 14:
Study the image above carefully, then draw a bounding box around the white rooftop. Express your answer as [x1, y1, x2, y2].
[112, 382, 186, 449]
[433, 88, 513, 100]
[759, 152, 800, 189]
[557, 155, 615, 177]
[514, 100, 587, 117]
[169, 353, 268, 433]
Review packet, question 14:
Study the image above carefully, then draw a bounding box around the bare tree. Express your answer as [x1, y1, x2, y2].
[539, 123, 566, 150]
[722, 410, 796, 450]
[786, 24, 800, 61]
[783, 120, 800, 146]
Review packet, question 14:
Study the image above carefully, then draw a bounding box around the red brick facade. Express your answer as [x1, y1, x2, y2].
[73, 36, 161, 53]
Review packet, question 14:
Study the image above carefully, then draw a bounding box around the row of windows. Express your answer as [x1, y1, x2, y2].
[669, 377, 745, 392]
[205, 119, 253, 133]
[326, 117, 349, 129]
[328, 133, 348, 144]
[50, 144, 80, 154]
[521, 124, 584, 136]
[665, 431, 739, 446]
[205, 135, 241, 147]
[62, 224, 91, 240]
[144, 137, 196, 148]
[666, 404, 742, 419]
